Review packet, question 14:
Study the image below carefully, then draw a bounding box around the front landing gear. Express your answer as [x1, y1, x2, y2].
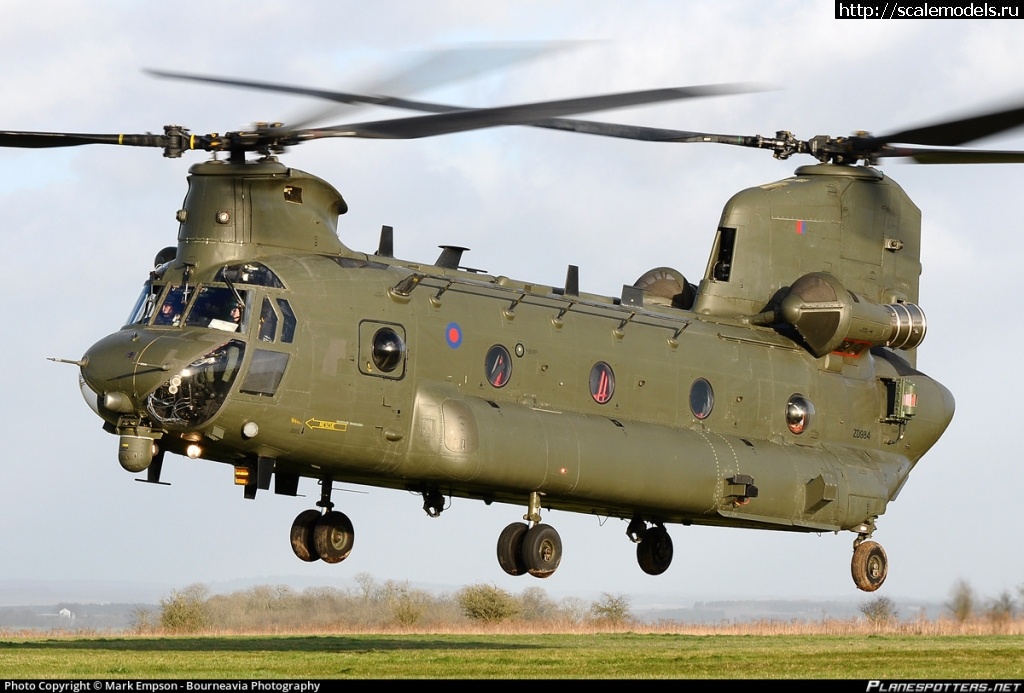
[289, 479, 356, 565]
[290, 509, 322, 562]
[496, 493, 563, 578]
[851, 539, 888, 592]
[314, 511, 355, 563]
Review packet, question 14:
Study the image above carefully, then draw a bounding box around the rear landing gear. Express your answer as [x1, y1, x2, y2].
[851, 539, 888, 592]
[628, 517, 673, 575]
[496, 522, 529, 576]
[521, 524, 561, 578]
[637, 525, 673, 576]
[496, 493, 563, 578]
[289, 479, 355, 565]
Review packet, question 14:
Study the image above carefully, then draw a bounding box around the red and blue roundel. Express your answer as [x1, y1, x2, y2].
[445, 322, 463, 348]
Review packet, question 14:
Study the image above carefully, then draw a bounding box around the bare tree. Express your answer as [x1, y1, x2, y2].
[590, 593, 632, 626]
[129, 605, 157, 634]
[558, 596, 590, 625]
[518, 586, 558, 621]
[945, 579, 976, 623]
[859, 596, 899, 626]
[985, 591, 1016, 629]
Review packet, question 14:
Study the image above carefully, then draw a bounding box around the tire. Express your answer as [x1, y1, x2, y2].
[313, 510, 355, 564]
[521, 524, 562, 578]
[496, 522, 529, 576]
[289, 509, 322, 562]
[851, 540, 888, 592]
[637, 526, 673, 576]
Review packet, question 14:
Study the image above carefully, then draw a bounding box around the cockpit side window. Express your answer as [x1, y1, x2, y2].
[710, 227, 736, 282]
[153, 286, 189, 327]
[127, 283, 162, 326]
[258, 297, 278, 342]
[277, 299, 297, 344]
[185, 286, 251, 333]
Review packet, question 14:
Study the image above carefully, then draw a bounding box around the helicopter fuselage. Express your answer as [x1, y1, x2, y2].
[78, 157, 955, 586]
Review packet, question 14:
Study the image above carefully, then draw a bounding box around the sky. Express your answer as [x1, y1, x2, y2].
[2, 0, 1023, 609]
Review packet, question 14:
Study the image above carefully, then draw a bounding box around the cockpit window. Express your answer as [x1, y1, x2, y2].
[127, 283, 162, 325]
[153, 286, 189, 327]
[215, 262, 284, 288]
[185, 286, 250, 332]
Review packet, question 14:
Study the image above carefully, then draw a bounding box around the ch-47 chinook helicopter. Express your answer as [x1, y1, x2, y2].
[8, 71, 1024, 594]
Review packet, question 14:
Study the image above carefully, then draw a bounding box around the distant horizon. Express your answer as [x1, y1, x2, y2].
[0, 574, 969, 610]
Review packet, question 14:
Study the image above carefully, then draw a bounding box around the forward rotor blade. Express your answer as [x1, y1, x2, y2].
[0, 130, 168, 150]
[879, 98, 1024, 146]
[148, 68, 765, 139]
[149, 43, 585, 130]
[876, 145, 1024, 164]
[146, 69, 466, 115]
[518, 118, 755, 144]
[304, 83, 766, 140]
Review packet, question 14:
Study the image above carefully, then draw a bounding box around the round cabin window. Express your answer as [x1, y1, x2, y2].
[589, 362, 615, 404]
[485, 345, 513, 388]
[690, 378, 714, 420]
[786, 394, 814, 434]
[371, 327, 405, 372]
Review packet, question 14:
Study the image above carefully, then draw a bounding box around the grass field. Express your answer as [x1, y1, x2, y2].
[2, 632, 1023, 679]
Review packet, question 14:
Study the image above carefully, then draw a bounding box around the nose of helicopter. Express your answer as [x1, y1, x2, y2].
[79, 328, 241, 416]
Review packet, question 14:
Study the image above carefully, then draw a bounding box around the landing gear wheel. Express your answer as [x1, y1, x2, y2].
[290, 509, 322, 562]
[496, 522, 529, 576]
[851, 540, 888, 592]
[637, 526, 673, 576]
[521, 523, 562, 579]
[314, 510, 355, 564]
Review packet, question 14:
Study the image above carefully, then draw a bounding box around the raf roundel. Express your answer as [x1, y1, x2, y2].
[445, 322, 463, 349]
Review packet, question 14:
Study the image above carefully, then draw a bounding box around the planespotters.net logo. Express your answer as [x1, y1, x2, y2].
[867, 683, 1022, 692]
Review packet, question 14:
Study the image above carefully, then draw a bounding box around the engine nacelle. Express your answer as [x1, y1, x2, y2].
[779, 272, 926, 358]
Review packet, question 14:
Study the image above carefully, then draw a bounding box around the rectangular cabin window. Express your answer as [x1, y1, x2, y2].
[240, 350, 290, 396]
[711, 227, 736, 282]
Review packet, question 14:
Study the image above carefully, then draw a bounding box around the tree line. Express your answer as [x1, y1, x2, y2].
[140, 573, 633, 634]
[859, 579, 1023, 630]
[137, 574, 1024, 635]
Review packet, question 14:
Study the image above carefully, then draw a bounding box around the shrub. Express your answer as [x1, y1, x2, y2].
[159, 583, 211, 634]
[457, 584, 520, 623]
